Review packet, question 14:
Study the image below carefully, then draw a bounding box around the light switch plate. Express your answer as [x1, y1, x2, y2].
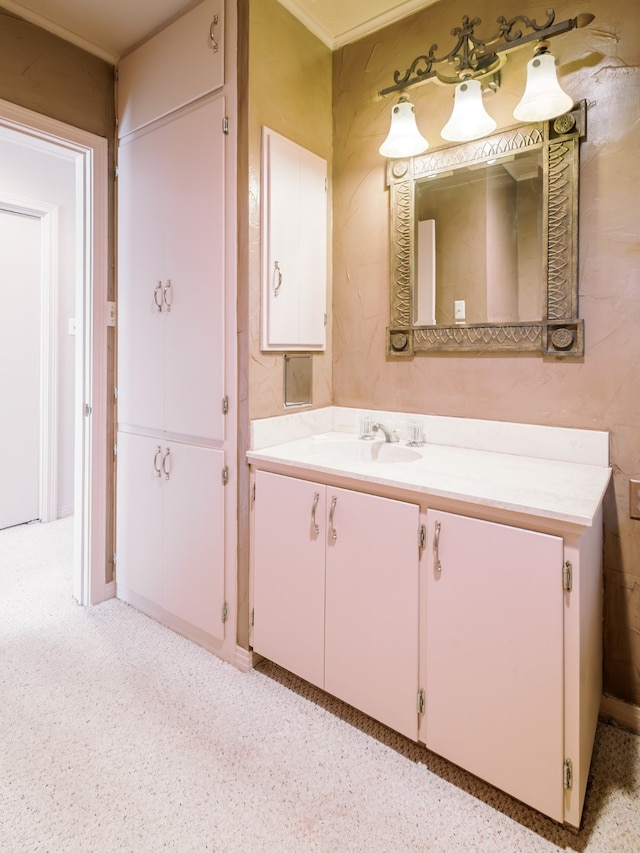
[630, 479, 640, 520]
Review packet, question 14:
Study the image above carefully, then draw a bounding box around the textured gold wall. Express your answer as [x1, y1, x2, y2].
[332, 0, 640, 705]
[247, 0, 333, 419]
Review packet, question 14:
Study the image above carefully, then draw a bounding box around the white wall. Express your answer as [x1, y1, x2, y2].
[0, 130, 77, 517]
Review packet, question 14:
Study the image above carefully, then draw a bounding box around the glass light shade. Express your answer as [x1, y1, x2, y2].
[379, 96, 429, 158]
[441, 79, 497, 142]
[513, 52, 574, 122]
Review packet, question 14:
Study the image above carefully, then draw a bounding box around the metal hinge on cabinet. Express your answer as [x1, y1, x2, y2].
[222, 395, 229, 415]
[417, 688, 425, 715]
[251, 607, 255, 627]
[563, 560, 573, 592]
[84, 403, 93, 417]
[222, 466, 229, 485]
[221, 602, 229, 623]
[114, 443, 118, 458]
[222, 116, 229, 135]
[563, 758, 573, 789]
[418, 524, 426, 551]
[252, 482, 256, 502]
[113, 553, 118, 566]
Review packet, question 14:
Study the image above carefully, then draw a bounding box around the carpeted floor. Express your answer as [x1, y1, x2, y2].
[0, 517, 639, 852]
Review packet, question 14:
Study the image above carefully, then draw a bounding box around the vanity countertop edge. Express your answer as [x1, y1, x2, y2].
[247, 432, 611, 530]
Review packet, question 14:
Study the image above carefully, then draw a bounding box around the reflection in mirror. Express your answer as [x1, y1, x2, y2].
[415, 151, 543, 326]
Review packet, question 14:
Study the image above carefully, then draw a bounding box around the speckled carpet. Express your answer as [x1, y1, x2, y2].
[1, 517, 639, 852]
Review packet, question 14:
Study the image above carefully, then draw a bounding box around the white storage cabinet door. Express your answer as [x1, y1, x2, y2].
[117, 96, 226, 442]
[252, 471, 326, 689]
[261, 128, 327, 351]
[425, 509, 565, 822]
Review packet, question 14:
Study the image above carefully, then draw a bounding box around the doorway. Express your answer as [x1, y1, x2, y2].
[0, 209, 40, 530]
[0, 98, 109, 606]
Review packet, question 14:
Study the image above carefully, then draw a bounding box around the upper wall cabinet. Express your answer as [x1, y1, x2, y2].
[117, 0, 224, 137]
[261, 128, 328, 351]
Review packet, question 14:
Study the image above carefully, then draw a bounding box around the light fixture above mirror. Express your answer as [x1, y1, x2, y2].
[378, 9, 594, 157]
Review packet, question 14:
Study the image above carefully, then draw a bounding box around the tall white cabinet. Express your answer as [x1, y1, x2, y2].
[116, 0, 232, 652]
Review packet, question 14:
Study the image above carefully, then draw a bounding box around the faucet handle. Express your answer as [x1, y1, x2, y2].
[407, 422, 423, 446]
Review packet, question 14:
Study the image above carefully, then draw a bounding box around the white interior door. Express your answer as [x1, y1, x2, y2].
[0, 208, 41, 529]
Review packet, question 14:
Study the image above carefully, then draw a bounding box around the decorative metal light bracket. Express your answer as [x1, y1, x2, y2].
[380, 9, 595, 95]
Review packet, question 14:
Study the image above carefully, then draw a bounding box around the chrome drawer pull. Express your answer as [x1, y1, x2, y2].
[153, 445, 162, 478]
[434, 520, 442, 572]
[153, 281, 163, 312]
[311, 491, 320, 535]
[163, 279, 172, 312]
[162, 447, 172, 481]
[328, 495, 338, 541]
[273, 260, 282, 295]
[210, 15, 219, 53]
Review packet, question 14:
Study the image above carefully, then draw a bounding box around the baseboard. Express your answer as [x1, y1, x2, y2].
[600, 694, 640, 734]
[234, 646, 262, 672]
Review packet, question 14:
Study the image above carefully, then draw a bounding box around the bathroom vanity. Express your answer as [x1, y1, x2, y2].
[247, 408, 611, 829]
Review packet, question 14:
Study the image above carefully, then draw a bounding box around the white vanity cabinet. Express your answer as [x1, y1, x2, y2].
[116, 432, 225, 640]
[424, 510, 566, 822]
[248, 418, 610, 829]
[260, 128, 328, 351]
[252, 470, 420, 740]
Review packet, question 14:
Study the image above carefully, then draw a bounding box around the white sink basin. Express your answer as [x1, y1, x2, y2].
[366, 443, 421, 463]
[308, 435, 421, 465]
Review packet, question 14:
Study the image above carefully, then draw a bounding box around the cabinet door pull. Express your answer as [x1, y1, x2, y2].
[162, 447, 172, 481]
[434, 520, 442, 572]
[153, 445, 162, 478]
[311, 491, 320, 534]
[328, 495, 338, 541]
[153, 281, 163, 312]
[210, 14, 219, 53]
[273, 260, 282, 296]
[163, 279, 172, 312]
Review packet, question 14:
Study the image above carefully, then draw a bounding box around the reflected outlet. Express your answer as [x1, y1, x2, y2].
[630, 479, 640, 520]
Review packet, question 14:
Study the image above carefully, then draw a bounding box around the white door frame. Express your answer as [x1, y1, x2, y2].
[0, 98, 110, 606]
[0, 195, 59, 524]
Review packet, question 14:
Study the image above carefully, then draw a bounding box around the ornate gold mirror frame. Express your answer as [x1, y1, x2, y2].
[386, 103, 585, 357]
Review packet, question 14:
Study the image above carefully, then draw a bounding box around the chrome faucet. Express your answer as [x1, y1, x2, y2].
[372, 422, 398, 443]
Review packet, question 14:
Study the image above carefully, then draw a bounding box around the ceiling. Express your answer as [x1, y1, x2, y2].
[1, 0, 437, 64]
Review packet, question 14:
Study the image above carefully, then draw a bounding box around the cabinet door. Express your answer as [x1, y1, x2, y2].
[261, 128, 327, 351]
[162, 97, 226, 441]
[115, 432, 164, 604]
[117, 132, 166, 431]
[118, 98, 226, 440]
[252, 471, 326, 689]
[425, 510, 564, 822]
[162, 442, 225, 640]
[325, 488, 420, 740]
[118, 0, 225, 137]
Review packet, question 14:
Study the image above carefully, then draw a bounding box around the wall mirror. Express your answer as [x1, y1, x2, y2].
[386, 104, 585, 357]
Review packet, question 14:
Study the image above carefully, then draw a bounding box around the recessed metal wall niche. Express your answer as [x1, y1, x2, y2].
[386, 103, 586, 358]
[284, 353, 312, 408]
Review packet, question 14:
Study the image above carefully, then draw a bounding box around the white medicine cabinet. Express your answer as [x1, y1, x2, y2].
[261, 127, 328, 351]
